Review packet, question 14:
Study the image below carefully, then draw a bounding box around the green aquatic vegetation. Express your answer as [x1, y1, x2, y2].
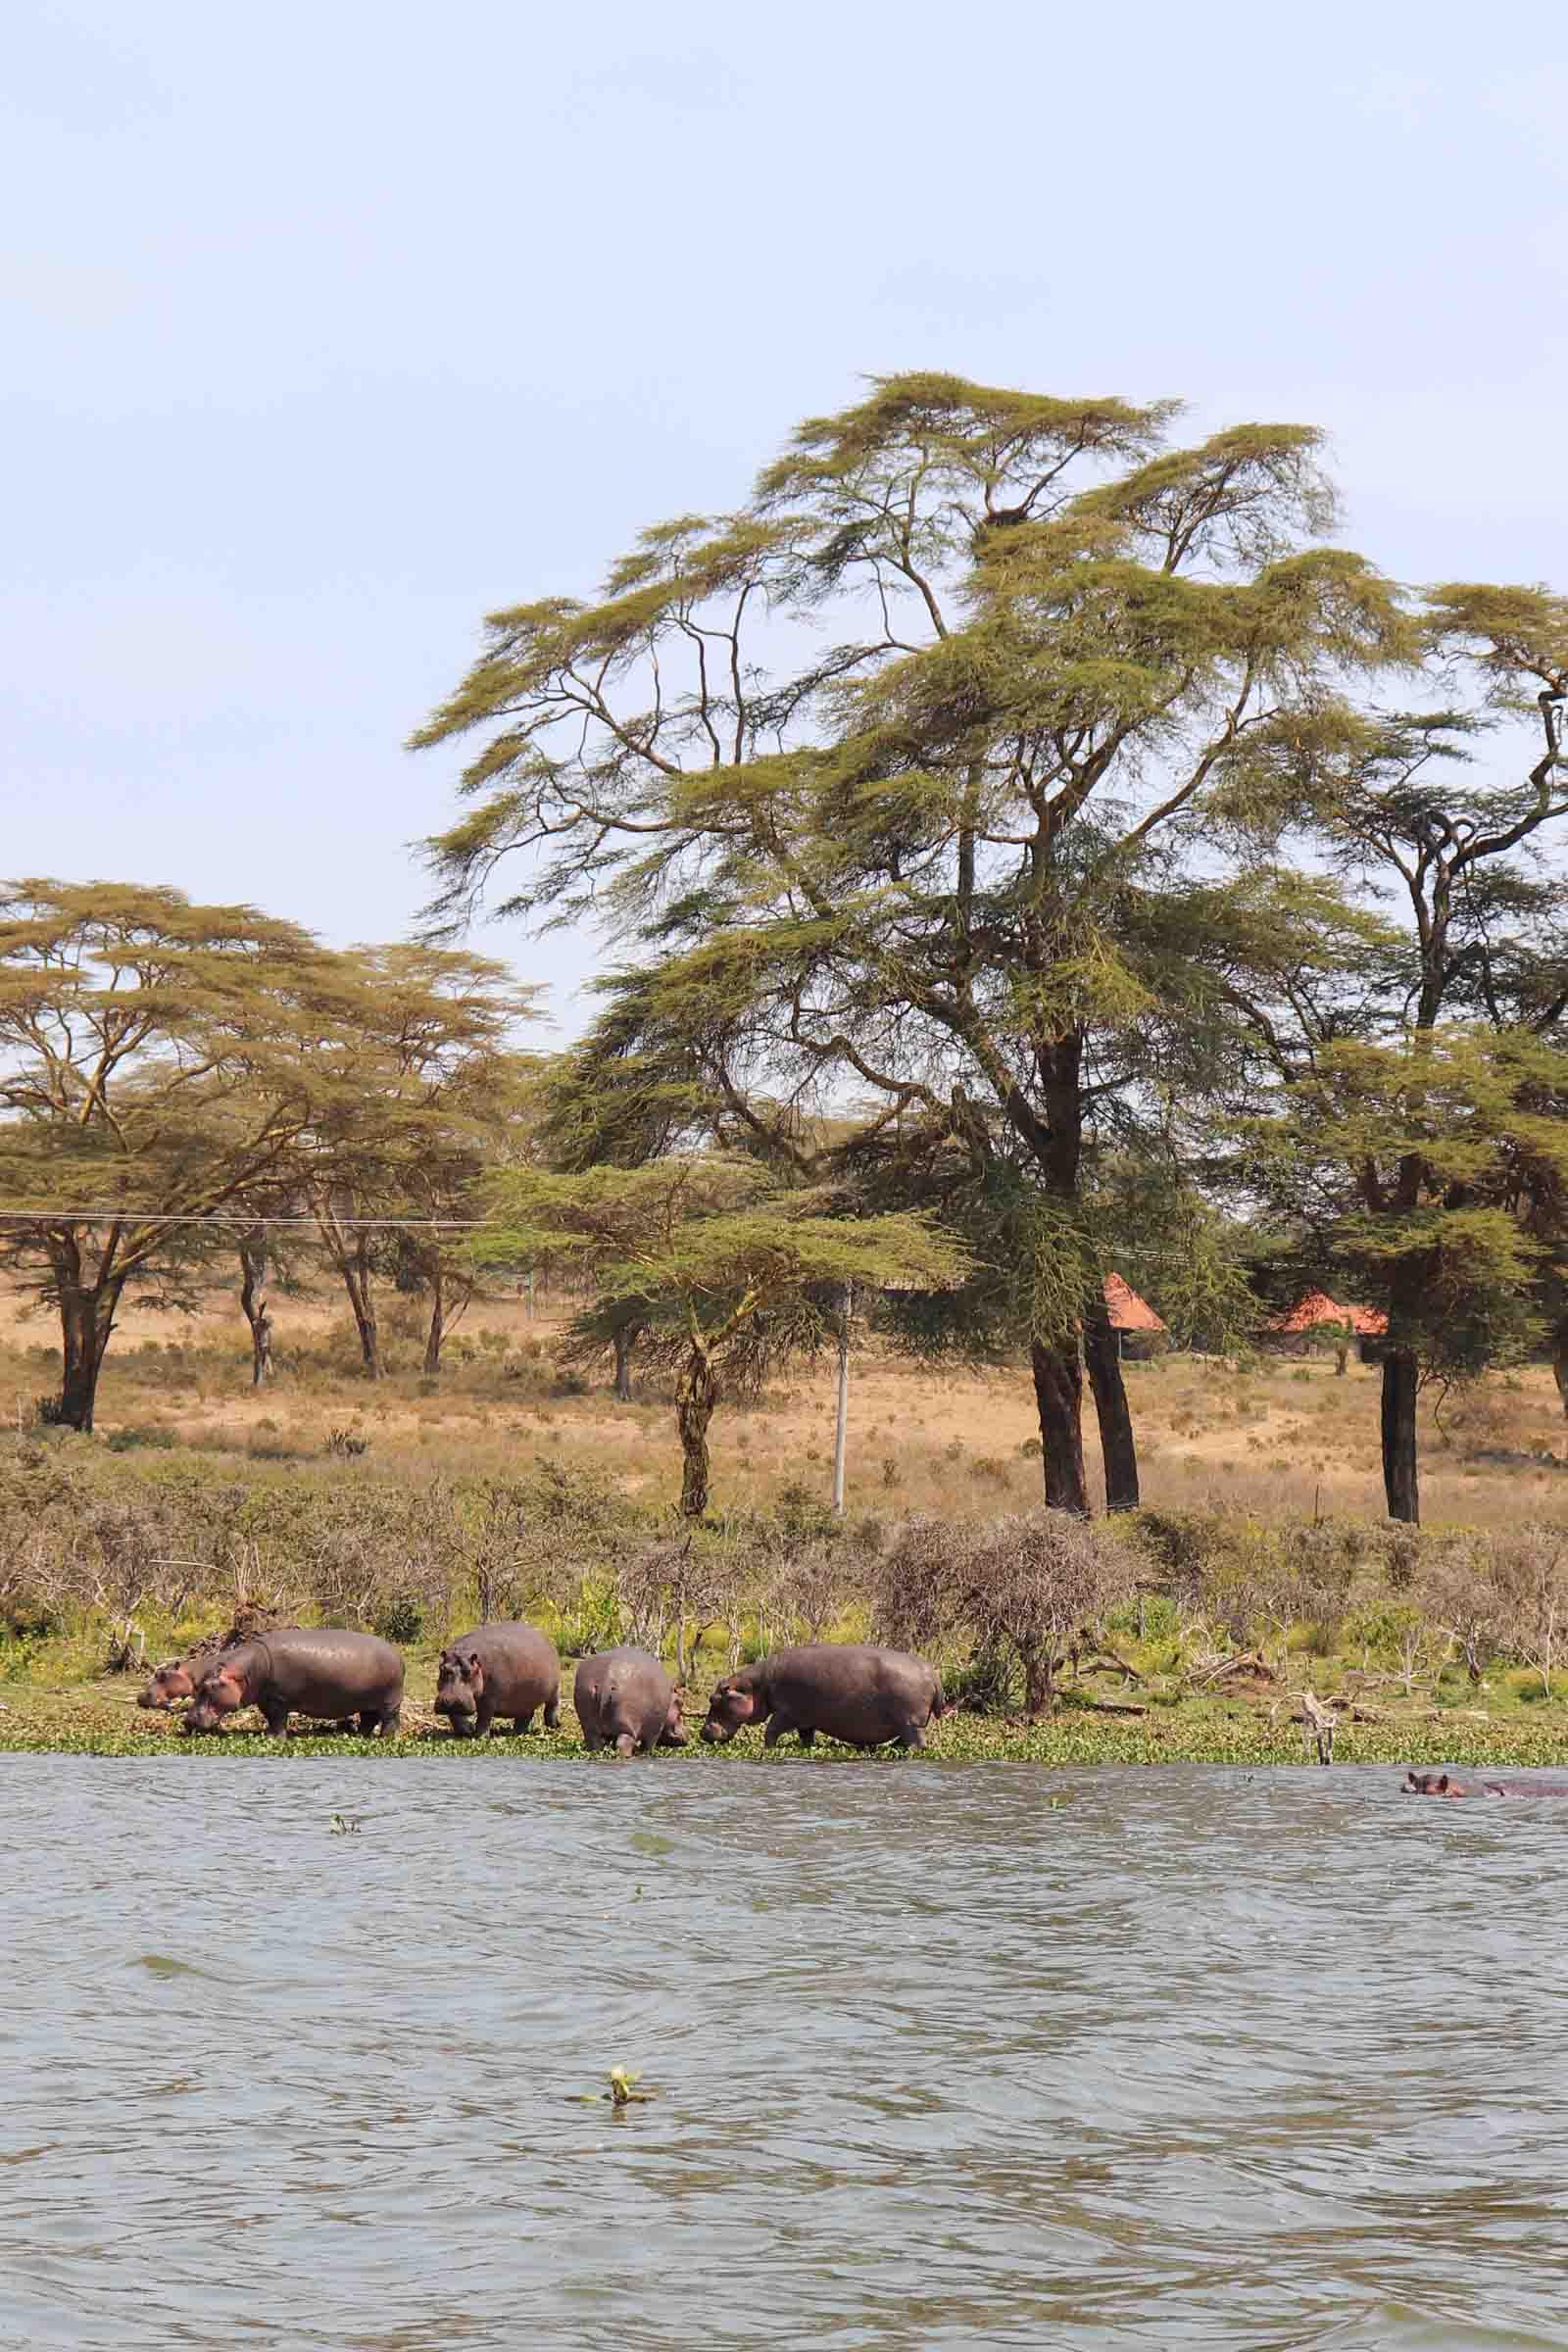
[572, 2067, 654, 2110]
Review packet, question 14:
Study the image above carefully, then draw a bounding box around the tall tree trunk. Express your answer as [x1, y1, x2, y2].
[423, 1268, 445, 1376]
[238, 1237, 273, 1386]
[57, 1282, 122, 1432]
[1019, 1032, 1140, 1517]
[612, 1324, 636, 1402]
[1381, 1348, 1420, 1524]
[1083, 1296, 1139, 1512]
[311, 1200, 382, 1379]
[340, 1244, 381, 1379]
[1031, 1338, 1088, 1517]
[675, 1344, 718, 1519]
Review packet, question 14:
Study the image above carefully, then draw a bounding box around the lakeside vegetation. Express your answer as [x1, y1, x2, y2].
[6, 1294, 1568, 1764]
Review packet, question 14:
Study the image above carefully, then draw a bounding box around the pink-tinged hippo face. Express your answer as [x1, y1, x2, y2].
[700, 1678, 760, 1743]
[662, 1693, 689, 1747]
[434, 1648, 484, 1732]
[138, 1660, 197, 1711]
[182, 1664, 246, 1736]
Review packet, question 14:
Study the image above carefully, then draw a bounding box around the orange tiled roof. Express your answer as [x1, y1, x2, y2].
[1103, 1271, 1166, 1333]
[1271, 1290, 1386, 1336]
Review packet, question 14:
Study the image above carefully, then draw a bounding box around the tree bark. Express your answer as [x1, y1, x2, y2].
[1083, 1296, 1139, 1512]
[423, 1269, 445, 1376]
[675, 1345, 718, 1519]
[337, 1242, 381, 1377]
[612, 1324, 636, 1402]
[1381, 1348, 1420, 1524]
[57, 1282, 122, 1432]
[1020, 1033, 1140, 1516]
[1031, 1338, 1088, 1517]
[238, 1237, 273, 1387]
[1553, 1321, 1568, 1421]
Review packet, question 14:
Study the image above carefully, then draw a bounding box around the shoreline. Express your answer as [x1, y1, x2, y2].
[7, 1690, 1568, 1768]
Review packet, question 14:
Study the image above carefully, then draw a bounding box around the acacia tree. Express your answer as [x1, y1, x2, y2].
[481, 1156, 964, 1517]
[417, 372, 1405, 1513]
[0, 882, 356, 1430]
[1214, 586, 1568, 1515]
[299, 945, 536, 1377]
[1239, 1027, 1568, 1520]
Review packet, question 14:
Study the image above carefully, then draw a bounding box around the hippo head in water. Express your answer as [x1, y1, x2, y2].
[138, 1659, 198, 1711]
[182, 1661, 248, 1736]
[699, 1672, 761, 1744]
[433, 1647, 484, 1737]
[1402, 1769, 1469, 1798]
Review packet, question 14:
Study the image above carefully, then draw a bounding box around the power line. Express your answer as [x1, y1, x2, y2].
[0, 1210, 494, 1230]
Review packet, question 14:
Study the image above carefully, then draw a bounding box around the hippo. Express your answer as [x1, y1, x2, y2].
[700, 1642, 948, 1752]
[138, 1653, 214, 1711]
[572, 1647, 686, 1757]
[1402, 1769, 1568, 1798]
[435, 1624, 562, 1739]
[137, 1629, 247, 1711]
[183, 1629, 404, 1739]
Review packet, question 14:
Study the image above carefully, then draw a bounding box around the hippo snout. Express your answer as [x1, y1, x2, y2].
[699, 1717, 729, 1743]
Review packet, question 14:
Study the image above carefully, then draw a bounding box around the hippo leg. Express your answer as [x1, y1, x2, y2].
[582, 1727, 604, 1753]
[512, 1710, 536, 1734]
[356, 1709, 379, 1736]
[544, 1691, 561, 1730]
[262, 1699, 292, 1738]
[376, 1703, 402, 1739]
[763, 1713, 808, 1749]
[898, 1722, 927, 1750]
[474, 1700, 496, 1739]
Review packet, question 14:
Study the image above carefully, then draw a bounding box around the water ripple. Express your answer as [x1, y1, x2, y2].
[3, 1758, 1567, 2349]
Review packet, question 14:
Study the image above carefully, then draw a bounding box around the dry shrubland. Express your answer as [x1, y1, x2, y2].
[6, 1419, 1568, 1725]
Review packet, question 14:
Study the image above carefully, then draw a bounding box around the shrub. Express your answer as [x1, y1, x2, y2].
[871, 1508, 1135, 1715]
[374, 1593, 425, 1645]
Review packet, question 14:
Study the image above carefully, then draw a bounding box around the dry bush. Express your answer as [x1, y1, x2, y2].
[1411, 1532, 1503, 1684]
[871, 1509, 1134, 1715]
[766, 1541, 863, 1647]
[616, 1537, 748, 1677]
[1487, 1525, 1568, 1696]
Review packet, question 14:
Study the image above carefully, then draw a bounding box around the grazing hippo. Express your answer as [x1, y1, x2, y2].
[1403, 1769, 1568, 1798]
[573, 1647, 686, 1758]
[138, 1654, 213, 1711]
[700, 1642, 948, 1752]
[137, 1629, 248, 1711]
[435, 1624, 562, 1739]
[183, 1629, 404, 1739]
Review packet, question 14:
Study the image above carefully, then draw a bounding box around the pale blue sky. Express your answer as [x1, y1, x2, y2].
[5, 0, 1565, 1038]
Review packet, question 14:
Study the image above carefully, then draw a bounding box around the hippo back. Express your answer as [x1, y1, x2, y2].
[253, 1628, 404, 1712]
[575, 1645, 672, 1746]
[767, 1642, 940, 1743]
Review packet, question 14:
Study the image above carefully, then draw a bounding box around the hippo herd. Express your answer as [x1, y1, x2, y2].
[136, 1633, 1568, 1783]
[139, 1622, 952, 1755]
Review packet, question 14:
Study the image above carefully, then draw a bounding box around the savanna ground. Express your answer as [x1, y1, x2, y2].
[4, 1277, 1568, 1767]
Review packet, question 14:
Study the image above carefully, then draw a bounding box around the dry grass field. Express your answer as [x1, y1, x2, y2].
[1, 1274, 1563, 1531]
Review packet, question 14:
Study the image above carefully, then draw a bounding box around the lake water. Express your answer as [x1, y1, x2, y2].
[3, 1757, 1566, 2350]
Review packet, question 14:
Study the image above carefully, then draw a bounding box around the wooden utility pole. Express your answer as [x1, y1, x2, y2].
[832, 1282, 853, 1515]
